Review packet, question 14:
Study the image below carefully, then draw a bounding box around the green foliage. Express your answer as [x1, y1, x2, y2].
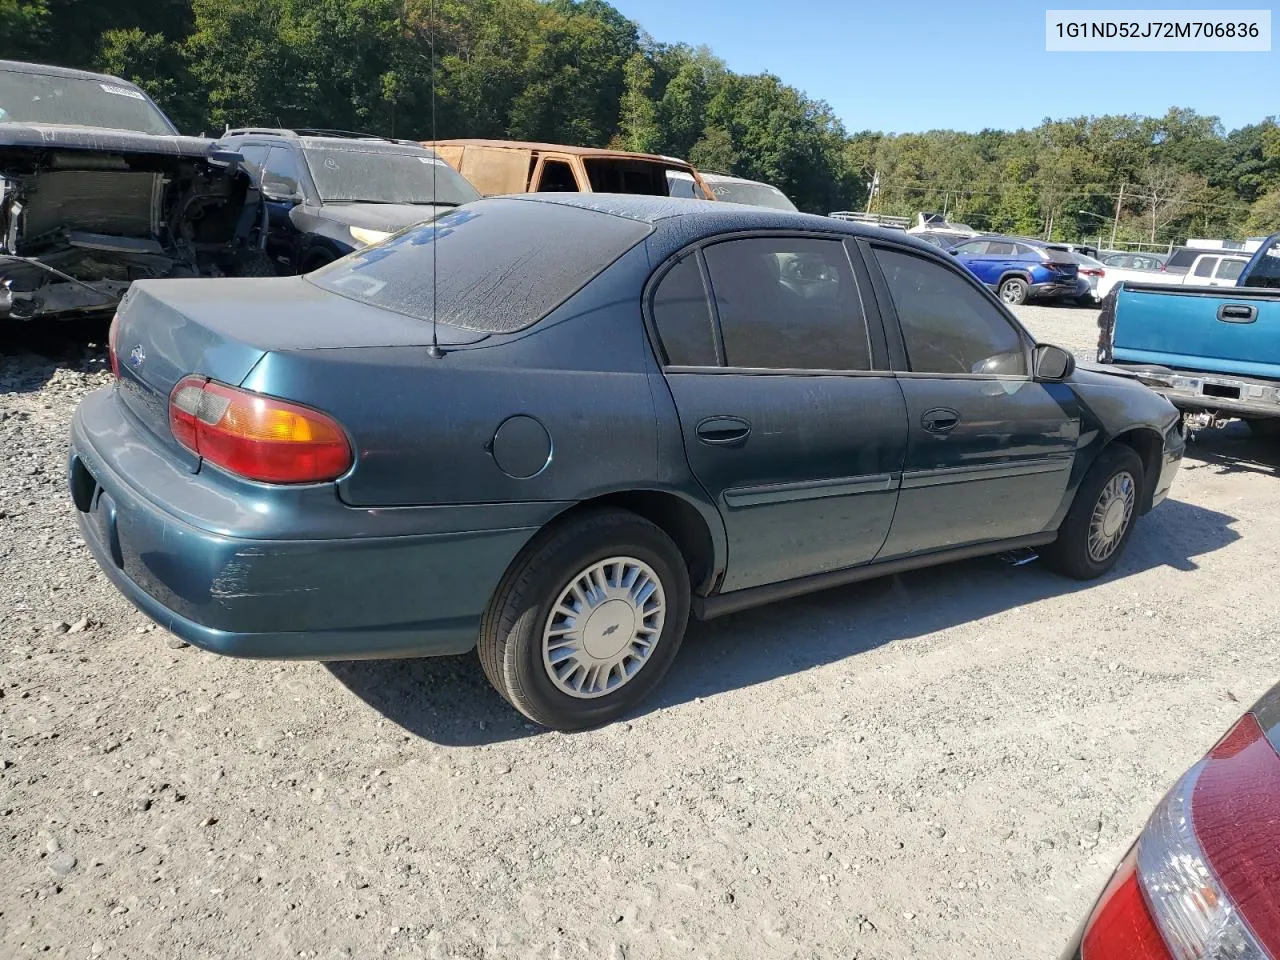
[0, 0, 1273, 232]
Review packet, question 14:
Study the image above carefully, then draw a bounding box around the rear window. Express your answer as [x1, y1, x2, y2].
[306, 199, 651, 334]
[585, 158, 683, 196]
[1166, 248, 1200, 269]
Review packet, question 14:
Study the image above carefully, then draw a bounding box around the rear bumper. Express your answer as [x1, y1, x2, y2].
[70, 386, 550, 660]
[1112, 363, 1280, 420]
[1029, 280, 1078, 300]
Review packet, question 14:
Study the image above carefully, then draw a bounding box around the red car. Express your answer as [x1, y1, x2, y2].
[1064, 682, 1280, 958]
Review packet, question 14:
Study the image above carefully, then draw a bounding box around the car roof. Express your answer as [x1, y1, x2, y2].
[427, 138, 695, 169]
[506, 193, 943, 252]
[0, 58, 136, 88]
[221, 129, 432, 152]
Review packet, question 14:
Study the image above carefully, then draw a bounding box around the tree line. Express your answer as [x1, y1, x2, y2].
[1, 0, 1278, 242]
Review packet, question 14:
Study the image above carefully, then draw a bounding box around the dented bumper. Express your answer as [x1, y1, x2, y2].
[69, 385, 547, 660]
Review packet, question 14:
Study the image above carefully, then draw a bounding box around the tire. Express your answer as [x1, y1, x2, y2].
[477, 509, 691, 731]
[998, 276, 1029, 305]
[303, 253, 334, 273]
[1043, 445, 1144, 580]
[1245, 418, 1280, 438]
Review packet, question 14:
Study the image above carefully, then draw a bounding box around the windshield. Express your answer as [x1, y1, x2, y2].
[0, 69, 174, 134]
[304, 147, 481, 205]
[708, 180, 798, 212]
[307, 198, 651, 333]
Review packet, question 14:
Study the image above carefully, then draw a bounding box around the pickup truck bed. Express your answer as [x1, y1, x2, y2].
[1098, 282, 1280, 420]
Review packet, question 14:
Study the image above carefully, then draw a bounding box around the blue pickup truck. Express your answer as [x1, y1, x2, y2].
[1097, 233, 1280, 432]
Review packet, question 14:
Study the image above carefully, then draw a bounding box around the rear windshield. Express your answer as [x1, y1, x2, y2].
[708, 180, 798, 212]
[0, 69, 174, 135]
[1166, 247, 1201, 269]
[306, 199, 651, 333]
[303, 146, 480, 205]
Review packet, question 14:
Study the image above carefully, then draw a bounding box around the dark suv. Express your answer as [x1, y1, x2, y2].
[211, 128, 481, 273]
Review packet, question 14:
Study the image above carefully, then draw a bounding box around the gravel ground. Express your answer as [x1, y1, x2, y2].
[3, 306, 1279, 960]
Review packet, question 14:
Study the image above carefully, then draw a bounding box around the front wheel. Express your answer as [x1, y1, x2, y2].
[1043, 445, 1144, 580]
[999, 277, 1029, 305]
[477, 509, 691, 730]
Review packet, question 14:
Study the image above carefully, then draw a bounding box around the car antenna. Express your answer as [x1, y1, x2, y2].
[425, 0, 444, 360]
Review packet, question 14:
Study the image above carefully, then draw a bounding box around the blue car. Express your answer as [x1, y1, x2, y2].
[948, 235, 1080, 305]
[68, 196, 1183, 730]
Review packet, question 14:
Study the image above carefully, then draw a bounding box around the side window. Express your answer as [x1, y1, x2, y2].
[703, 237, 871, 371]
[539, 160, 579, 192]
[1217, 259, 1246, 281]
[234, 144, 269, 176]
[261, 147, 302, 199]
[1192, 257, 1217, 278]
[986, 241, 1017, 256]
[952, 240, 988, 256]
[666, 174, 699, 199]
[872, 247, 1028, 377]
[651, 255, 717, 366]
[1015, 243, 1044, 259]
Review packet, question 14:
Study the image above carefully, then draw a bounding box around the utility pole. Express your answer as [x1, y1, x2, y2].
[865, 169, 879, 213]
[1110, 183, 1125, 249]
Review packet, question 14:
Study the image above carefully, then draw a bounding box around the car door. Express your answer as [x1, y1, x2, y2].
[649, 234, 909, 593]
[259, 146, 307, 272]
[950, 239, 998, 286]
[987, 239, 1023, 280]
[1185, 256, 1219, 287]
[862, 242, 1078, 559]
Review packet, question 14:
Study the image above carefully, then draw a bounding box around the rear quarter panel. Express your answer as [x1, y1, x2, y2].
[238, 243, 667, 508]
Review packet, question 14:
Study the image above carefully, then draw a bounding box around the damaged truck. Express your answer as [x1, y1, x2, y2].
[0, 59, 268, 322]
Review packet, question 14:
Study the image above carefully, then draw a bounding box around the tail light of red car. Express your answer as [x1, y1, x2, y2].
[168, 377, 352, 484]
[108, 312, 120, 379]
[1077, 712, 1280, 960]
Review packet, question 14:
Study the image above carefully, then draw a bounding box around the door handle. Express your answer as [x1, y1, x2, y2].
[1217, 303, 1257, 324]
[921, 407, 960, 434]
[695, 416, 751, 446]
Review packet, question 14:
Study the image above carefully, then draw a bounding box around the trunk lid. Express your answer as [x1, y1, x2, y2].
[112, 276, 485, 455]
[1112, 285, 1280, 378]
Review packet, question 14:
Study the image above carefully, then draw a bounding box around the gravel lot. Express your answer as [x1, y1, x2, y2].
[3, 305, 1279, 960]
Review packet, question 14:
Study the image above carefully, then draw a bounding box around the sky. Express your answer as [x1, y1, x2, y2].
[608, 0, 1277, 134]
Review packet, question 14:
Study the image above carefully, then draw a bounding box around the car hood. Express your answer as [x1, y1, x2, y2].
[0, 122, 216, 159]
[316, 202, 451, 233]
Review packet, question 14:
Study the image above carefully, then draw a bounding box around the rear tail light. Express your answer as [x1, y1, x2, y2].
[1081, 268, 1105, 277]
[1078, 715, 1277, 960]
[108, 312, 120, 379]
[168, 376, 352, 484]
[1047, 262, 1076, 272]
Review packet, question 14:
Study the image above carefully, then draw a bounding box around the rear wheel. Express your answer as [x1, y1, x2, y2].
[998, 277, 1029, 305]
[477, 509, 691, 731]
[1043, 445, 1144, 580]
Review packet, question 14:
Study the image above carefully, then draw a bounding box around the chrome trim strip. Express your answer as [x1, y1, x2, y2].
[901, 456, 1072, 490]
[724, 472, 898, 508]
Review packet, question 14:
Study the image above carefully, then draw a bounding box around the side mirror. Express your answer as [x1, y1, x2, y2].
[949, 249, 960, 255]
[1035, 343, 1075, 382]
[262, 181, 303, 204]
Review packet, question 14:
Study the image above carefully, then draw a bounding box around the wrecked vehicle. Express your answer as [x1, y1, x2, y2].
[0, 59, 266, 322]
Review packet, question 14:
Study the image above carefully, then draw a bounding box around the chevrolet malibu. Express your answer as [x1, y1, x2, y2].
[69, 196, 1184, 731]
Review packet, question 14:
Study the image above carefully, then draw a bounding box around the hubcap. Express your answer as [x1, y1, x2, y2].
[1088, 470, 1136, 563]
[542, 556, 666, 699]
[1002, 283, 1024, 303]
